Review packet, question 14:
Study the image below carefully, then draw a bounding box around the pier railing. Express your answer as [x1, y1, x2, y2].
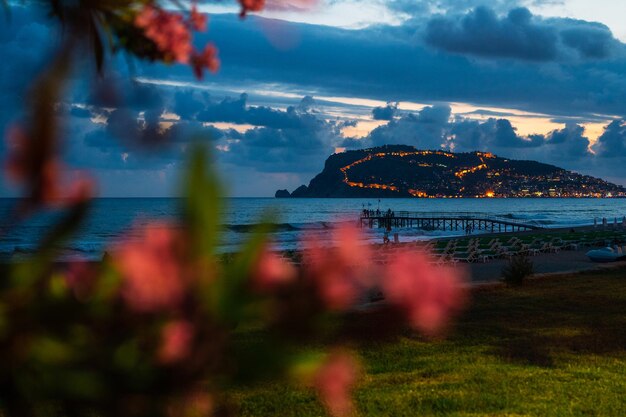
[392, 211, 540, 227]
[359, 211, 544, 232]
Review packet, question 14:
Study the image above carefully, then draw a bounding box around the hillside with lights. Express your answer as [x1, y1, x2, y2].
[275, 145, 626, 198]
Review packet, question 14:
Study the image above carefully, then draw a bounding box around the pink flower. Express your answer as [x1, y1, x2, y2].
[382, 250, 467, 335]
[239, 0, 266, 17]
[314, 352, 359, 417]
[65, 175, 96, 205]
[113, 223, 189, 313]
[135, 5, 193, 64]
[302, 223, 372, 310]
[65, 260, 97, 301]
[252, 245, 297, 292]
[158, 320, 195, 364]
[190, 44, 220, 80]
[189, 4, 208, 31]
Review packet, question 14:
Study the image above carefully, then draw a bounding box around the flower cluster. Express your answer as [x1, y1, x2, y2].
[1, 1, 469, 415]
[314, 351, 360, 417]
[249, 225, 467, 414]
[302, 224, 374, 310]
[134, 2, 219, 79]
[113, 222, 191, 313]
[239, 0, 266, 17]
[102, 219, 466, 417]
[300, 224, 468, 333]
[383, 250, 467, 335]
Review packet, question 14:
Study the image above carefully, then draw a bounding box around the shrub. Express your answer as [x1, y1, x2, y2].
[502, 254, 534, 286]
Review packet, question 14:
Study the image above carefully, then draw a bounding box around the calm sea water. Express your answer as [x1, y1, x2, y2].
[3, 198, 626, 260]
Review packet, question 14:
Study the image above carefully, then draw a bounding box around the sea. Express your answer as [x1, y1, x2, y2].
[3, 198, 626, 261]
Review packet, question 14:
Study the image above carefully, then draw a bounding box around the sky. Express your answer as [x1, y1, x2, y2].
[1, 0, 626, 197]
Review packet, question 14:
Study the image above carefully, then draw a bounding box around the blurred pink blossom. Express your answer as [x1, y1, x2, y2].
[382, 250, 467, 335]
[239, 0, 266, 17]
[252, 244, 297, 292]
[65, 175, 96, 205]
[113, 223, 189, 313]
[65, 260, 97, 301]
[302, 223, 372, 310]
[189, 4, 208, 31]
[191, 44, 220, 79]
[314, 351, 359, 417]
[135, 5, 193, 64]
[158, 320, 195, 364]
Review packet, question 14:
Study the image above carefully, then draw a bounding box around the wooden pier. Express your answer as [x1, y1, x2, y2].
[359, 211, 544, 233]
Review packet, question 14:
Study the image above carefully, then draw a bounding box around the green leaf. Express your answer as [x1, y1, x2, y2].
[182, 144, 222, 258]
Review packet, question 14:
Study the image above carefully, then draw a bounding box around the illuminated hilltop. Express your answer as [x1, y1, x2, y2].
[275, 145, 626, 198]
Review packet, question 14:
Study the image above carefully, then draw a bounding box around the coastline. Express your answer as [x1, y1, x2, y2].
[5, 223, 626, 286]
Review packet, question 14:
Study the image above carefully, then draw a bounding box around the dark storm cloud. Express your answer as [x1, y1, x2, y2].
[4, 3, 626, 196]
[196, 93, 319, 129]
[347, 107, 588, 165]
[372, 102, 398, 120]
[559, 21, 616, 59]
[149, 13, 626, 119]
[443, 117, 541, 151]
[543, 124, 591, 160]
[424, 7, 620, 61]
[221, 125, 336, 173]
[366, 105, 452, 149]
[78, 89, 340, 174]
[216, 100, 344, 173]
[84, 108, 171, 151]
[592, 120, 626, 157]
[425, 7, 558, 61]
[172, 90, 207, 119]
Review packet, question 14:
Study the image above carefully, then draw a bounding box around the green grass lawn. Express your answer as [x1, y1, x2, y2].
[233, 268, 626, 416]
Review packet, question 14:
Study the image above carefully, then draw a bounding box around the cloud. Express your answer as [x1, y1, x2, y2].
[4, 4, 626, 197]
[365, 105, 451, 149]
[560, 21, 616, 59]
[196, 93, 319, 129]
[217, 102, 342, 173]
[372, 102, 398, 120]
[168, 14, 626, 118]
[543, 124, 591, 160]
[172, 90, 208, 120]
[425, 7, 557, 61]
[424, 6, 621, 62]
[592, 120, 626, 157]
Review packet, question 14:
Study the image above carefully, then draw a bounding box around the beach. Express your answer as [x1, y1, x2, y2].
[357, 223, 626, 284]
